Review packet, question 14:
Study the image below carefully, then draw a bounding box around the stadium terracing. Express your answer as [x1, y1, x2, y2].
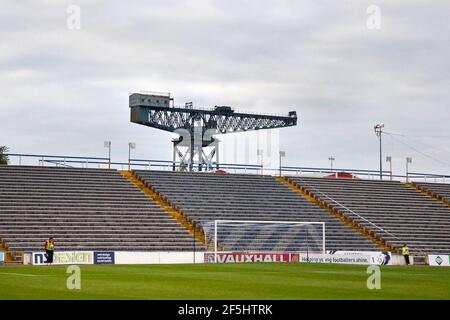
[1, 91, 449, 264]
[1, 164, 450, 263]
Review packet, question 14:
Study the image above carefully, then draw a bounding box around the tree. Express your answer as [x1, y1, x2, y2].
[0, 146, 9, 165]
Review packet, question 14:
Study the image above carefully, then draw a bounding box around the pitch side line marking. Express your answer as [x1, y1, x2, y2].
[0, 272, 49, 277]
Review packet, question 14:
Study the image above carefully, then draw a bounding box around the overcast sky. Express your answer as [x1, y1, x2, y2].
[1, 0, 449, 175]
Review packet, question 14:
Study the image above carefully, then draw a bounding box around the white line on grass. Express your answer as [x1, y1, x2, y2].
[0, 272, 49, 277]
[309, 270, 366, 275]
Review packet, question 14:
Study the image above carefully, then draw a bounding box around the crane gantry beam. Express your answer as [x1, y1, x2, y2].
[131, 105, 297, 134]
[129, 92, 298, 171]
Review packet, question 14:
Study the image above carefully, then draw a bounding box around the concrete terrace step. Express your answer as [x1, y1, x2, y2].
[134, 170, 381, 252]
[0, 166, 196, 251]
[288, 176, 450, 253]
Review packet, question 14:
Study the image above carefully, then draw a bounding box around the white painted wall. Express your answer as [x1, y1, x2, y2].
[115, 251, 204, 265]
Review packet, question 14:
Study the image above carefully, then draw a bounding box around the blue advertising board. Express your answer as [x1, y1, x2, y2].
[0, 251, 4, 263]
[94, 251, 115, 264]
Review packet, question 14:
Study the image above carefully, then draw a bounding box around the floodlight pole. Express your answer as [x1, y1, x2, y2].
[279, 151, 286, 176]
[257, 149, 264, 175]
[379, 134, 382, 180]
[128, 145, 131, 171]
[128, 142, 136, 171]
[374, 124, 385, 180]
[328, 156, 335, 172]
[406, 157, 412, 182]
[104, 141, 111, 169]
[386, 156, 392, 181]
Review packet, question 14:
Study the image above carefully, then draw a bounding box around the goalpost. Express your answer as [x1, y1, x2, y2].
[202, 220, 326, 263]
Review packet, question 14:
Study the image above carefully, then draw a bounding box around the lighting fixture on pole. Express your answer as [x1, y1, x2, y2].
[386, 156, 392, 181]
[374, 123, 385, 180]
[406, 157, 413, 182]
[104, 141, 111, 169]
[128, 142, 136, 171]
[257, 149, 264, 174]
[279, 151, 286, 176]
[328, 156, 335, 172]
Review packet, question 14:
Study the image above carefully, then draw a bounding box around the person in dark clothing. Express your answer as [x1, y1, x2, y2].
[44, 237, 55, 264]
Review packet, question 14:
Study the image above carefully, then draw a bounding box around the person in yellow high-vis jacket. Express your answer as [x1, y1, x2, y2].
[402, 244, 410, 265]
[44, 237, 55, 264]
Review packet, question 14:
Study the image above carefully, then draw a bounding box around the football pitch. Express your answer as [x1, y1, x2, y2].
[0, 263, 449, 300]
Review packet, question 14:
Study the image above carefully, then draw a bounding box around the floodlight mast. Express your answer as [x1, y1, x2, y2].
[374, 123, 385, 180]
[129, 92, 298, 171]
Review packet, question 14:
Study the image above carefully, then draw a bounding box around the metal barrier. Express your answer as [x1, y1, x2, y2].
[3, 153, 450, 183]
[290, 176, 403, 245]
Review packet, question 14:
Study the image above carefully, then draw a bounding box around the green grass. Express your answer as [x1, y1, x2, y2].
[0, 263, 449, 300]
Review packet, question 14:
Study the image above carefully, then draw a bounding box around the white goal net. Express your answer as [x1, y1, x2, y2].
[202, 220, 326, 263]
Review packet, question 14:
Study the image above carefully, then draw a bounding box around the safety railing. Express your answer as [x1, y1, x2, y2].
[289, 176, 403, 244]
[281, 165, 450, 183]
[4, 153, 110, 168]
[2, 153, 450, 183]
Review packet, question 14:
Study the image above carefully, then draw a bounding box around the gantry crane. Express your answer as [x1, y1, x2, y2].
[129, 92, 297, 171]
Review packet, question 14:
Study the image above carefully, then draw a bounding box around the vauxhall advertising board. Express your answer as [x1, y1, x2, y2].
[204, 251, 391, 265]
[204, 252, 299, 263]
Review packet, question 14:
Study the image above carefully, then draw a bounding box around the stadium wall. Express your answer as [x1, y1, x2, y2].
[22, 250, 423, 266]
[115, 252, 204, 265]
[28, 251, 205, 266]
